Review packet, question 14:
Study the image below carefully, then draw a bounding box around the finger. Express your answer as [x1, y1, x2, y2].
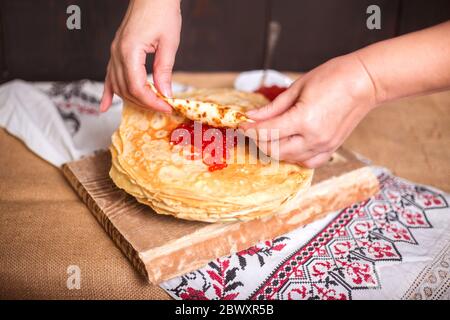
[113, 59, 129, 99]
[100, 73, 114, 112]
[276, 135, 310, 161]
[257, 135, 314, 162]
[242, 103, 303, 142]
[153, 37, 179, 98]
[108, 68, 120, 101]
[113, 57, 152, 108]
[246, 84, 300, 121]
[122, 47, 172, 112]
[300, 151, 333, 169]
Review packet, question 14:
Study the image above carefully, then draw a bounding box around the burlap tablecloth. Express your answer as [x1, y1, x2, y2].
[0, 128, 170, 299]
[0, 72, 449, 299]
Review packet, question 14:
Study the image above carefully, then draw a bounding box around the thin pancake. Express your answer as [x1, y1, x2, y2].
[110, 88, 314, 222]
[149, 83, 261, 128]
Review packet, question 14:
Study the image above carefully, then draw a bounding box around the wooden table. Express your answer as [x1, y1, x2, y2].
[0, 72, 449, 299]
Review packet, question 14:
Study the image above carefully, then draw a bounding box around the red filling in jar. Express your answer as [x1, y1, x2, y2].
[255, 85, 287, 101]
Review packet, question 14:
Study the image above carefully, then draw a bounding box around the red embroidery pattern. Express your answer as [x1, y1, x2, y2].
[164, 173, 448, 300]
[206, 259, 243, 300]
[250, 174, 446, 300]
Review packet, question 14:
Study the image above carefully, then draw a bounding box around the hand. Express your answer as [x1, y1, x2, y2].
[240, 54, 377, 168]
[100, 0, 181, 113]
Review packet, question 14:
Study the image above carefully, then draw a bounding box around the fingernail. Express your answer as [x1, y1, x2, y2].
[162, 87, 172, 98]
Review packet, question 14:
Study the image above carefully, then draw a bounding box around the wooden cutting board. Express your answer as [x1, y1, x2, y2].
[62, 148, 379, 284]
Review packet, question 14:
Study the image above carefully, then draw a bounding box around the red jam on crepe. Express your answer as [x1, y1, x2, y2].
[170, 121, 238, 172]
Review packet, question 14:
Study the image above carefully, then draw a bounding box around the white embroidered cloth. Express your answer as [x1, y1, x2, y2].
[0, 78, 188, 166]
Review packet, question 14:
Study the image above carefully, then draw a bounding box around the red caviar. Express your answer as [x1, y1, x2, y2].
[255, 85, 287, 101]
[170, 121, 238, 172]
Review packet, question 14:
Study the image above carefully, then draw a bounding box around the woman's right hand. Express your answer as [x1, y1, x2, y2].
[100, 0, 181, 113]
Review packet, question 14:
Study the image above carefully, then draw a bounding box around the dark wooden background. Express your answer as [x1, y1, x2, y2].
[0, 0, 449, 83]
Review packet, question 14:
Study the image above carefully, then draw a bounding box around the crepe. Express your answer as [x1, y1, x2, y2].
[110, 88, 313, 222]
[149, 83, 258, 128]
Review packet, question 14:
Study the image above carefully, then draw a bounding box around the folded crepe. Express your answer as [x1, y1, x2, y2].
[109, 88, 313, 222]
[149, 83, 256, 128]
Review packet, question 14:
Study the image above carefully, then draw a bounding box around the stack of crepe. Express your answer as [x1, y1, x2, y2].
[109, 88, 313, 222]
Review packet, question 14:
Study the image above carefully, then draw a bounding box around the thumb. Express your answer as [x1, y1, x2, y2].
[99, 75, 113, 113]
[153, 38, 178, 97]
[247, 83, 300, 121]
